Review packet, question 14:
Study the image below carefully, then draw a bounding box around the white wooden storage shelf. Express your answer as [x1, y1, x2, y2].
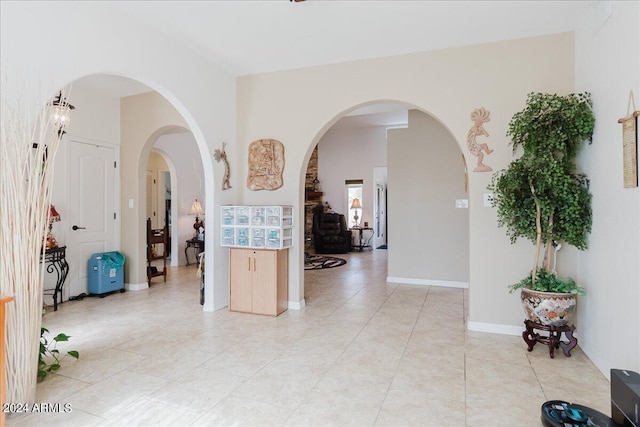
[221, 205, 293, 249]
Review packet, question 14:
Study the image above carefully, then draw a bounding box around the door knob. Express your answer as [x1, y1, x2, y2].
[72, 225, 86, 230]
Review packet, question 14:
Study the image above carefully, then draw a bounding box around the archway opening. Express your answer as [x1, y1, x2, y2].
[47, 73, 215, 309]
[301, 101, 470, 306]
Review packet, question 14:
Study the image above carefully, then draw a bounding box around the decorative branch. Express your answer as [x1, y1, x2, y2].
[1, 90, 67, 405]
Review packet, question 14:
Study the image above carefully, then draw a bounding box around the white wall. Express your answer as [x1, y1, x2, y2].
[574, 0, 640, 375]
[4, 2, 637, 376]
[65, 78, 124, 145]
[387, 110, 469, 285]
[237, 32, 575, 322]
[154, 133, 206, 267]
[1, 1, 236, 311]
[50, 79, 124, 247]
[46, 78, 124, 303]
[317, 125, 388, 225]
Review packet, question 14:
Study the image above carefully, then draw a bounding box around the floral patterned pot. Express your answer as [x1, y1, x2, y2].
[520, 288, 577, 327]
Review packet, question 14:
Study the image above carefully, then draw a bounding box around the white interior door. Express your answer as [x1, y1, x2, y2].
[374, 184, 387, 249]
[146, 168, 160, 229]
[373, 167, 387, 249]
[67, 140, 117, 298]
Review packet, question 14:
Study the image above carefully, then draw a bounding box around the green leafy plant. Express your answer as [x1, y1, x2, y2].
[489, 92, 595, 292]
[508, 269, 586, 295]
[38, 327, 79, 381]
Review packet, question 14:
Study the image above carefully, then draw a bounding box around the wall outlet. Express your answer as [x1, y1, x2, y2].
[455, 199, 468, 209]
[483, 193, 494, 207]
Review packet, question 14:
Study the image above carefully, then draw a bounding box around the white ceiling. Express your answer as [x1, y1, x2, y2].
[112, 0, 592, 77]
[77, 1, 593, 128]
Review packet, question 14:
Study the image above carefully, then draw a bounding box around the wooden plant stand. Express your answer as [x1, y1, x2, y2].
[522, 320, 578, 359]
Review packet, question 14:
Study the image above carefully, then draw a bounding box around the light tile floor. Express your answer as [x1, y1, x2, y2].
[8, 250, 610, 426]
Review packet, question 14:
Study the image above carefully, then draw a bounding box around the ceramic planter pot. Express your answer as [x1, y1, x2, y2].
[520, 288, 577, 327]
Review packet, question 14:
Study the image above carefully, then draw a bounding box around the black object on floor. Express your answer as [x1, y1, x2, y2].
[541, 400, 619, 427]
[69, 293, 87, 301]
[610, 369, 640, 426]
[95, 289, 126, 298]
[541, 368, 640, 427]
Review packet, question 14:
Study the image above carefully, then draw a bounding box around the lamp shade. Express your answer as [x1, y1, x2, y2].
[350, 198, 362, 210]
[48, 205, 61, 222]
[189, 199, 204, 216]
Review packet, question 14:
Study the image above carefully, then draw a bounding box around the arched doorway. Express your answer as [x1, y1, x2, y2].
[301, 101, 470, 305]
[49, 73, 219, 309]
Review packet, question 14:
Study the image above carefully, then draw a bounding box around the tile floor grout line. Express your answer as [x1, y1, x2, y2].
[26, 251, 611, 427]
[372, 284, 432, 427]
[285, 277, 400, 426]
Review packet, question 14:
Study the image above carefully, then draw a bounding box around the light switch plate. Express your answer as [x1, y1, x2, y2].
[455, 199, 468, 209]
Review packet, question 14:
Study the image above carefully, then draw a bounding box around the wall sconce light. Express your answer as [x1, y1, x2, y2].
[46, 205, 61, 248]
[351, 198, 362, 227]
[189, 199, 204, 235]
[48, 91, 75, 137]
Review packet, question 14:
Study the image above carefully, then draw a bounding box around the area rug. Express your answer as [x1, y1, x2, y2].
[304, 254, 347, 270]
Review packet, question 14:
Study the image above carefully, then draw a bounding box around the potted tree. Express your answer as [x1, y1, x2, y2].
[489, 92, 595, 327]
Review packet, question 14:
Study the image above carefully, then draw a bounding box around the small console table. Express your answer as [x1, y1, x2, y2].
[522, 320, 578, 358]
[41, 246, 69, 311]
[185, 237, 204, 266]
[351, 227, 374, 252]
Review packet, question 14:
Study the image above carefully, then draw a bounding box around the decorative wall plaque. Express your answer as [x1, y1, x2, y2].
[619, 111, 639, 188]
[247, 138, 285, 191]
[467, 107, 494, 172]
[214, 142, 232, 190]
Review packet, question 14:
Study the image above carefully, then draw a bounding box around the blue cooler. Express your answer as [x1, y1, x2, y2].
[88, 251, 125, 297]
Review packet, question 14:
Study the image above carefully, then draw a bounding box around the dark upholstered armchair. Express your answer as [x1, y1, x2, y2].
[312, 212, 352, 254]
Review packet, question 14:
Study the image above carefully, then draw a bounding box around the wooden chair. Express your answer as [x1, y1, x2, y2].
[146, 218, 167, 285]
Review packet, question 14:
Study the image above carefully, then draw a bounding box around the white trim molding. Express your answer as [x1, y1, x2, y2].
[288, 298, 306, 310]
[126, 282, 149, 292]
[386, 276, 469, 289]
[467, 320, 523, 336]
[573, 333, 610, 379]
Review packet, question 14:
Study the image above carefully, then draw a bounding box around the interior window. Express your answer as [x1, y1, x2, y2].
[346, 180, 363, 228]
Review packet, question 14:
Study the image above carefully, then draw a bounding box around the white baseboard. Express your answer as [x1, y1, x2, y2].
[386, 276, 469, 289]
[288, 298, 306, 310]
[126, 282, 148, 292]
[467, 320, 523, 336]
[572, 333, 611, 379]
[201, 300, 216, 312]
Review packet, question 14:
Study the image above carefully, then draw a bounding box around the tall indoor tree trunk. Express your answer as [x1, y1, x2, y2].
[531, 184, 542, 285]
[543, 214, 555, 272]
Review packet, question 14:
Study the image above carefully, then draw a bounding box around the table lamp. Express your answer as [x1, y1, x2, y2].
[351, 198, 361, 227]
[189, 199, 204, 234]
[46, 205, 61, 248]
